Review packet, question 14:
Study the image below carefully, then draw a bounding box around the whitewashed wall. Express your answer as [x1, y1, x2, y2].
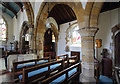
[30, 1, 43, 22]
[96, 7, 120, 60]
[57, 20, 82, 60]
[1, 13, 13, 50]
[12, 9, 28, 42]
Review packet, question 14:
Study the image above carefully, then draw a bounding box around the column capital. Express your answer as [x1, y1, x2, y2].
[78, 27, 99, 37]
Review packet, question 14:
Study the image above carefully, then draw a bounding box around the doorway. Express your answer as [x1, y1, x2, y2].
[44, 29, 56, 59]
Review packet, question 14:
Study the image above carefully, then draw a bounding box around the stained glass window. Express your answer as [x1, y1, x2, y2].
[71, 26, 81, 47]
[52, 32, 55, 42]
[0, 16, 6, 41]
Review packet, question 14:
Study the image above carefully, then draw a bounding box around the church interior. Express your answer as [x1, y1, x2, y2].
[0, 0, 120, 84]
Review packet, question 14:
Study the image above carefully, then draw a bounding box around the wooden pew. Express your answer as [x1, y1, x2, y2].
[56, 54, 68, 60]
[13, 54, 69, 79]
[21, 59, 67, 84]
[13, 57, 51, 78]
[41, 62, 81, 84]
[17, 54, 80, 84]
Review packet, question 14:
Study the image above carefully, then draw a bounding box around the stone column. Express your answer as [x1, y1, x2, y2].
[29, 24, 34, 53]
[78, 27, 99, 83]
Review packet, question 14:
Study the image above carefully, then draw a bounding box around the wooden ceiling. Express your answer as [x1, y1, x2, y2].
[100, 2, 120, 13]
[49, 4, 76, 25]
[49, 2, 120, 25]
[0, 2, 23, 18]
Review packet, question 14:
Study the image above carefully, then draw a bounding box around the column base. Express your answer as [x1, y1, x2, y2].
[80, 73, 96, 84]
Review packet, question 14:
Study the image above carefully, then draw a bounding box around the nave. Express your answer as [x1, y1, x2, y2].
[0, 1, 120, 84]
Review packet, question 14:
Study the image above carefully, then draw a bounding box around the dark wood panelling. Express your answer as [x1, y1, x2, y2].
[49, 4, 77, 25]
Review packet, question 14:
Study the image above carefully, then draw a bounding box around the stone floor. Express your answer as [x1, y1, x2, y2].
[0, 71, 14, 84]
[0, 58, 6, 71]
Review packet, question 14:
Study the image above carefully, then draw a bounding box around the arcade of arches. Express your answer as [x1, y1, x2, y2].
[0, 1, 120, 83]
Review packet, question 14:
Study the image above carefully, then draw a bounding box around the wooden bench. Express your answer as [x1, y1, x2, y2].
[13, 57, 51, 78]
[13, 54, 79, 83]
[20, 55, 80, 84]
[41, 62, 81, 84]
[21, 59, 67, 84]
[13, 54, 69, 79]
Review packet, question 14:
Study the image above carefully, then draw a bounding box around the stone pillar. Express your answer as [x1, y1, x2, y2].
[78, 27, 99, 83]
[29, 24, 34, 53]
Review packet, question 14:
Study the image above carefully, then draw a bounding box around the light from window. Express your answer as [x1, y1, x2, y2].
[25, 34, 29, 41]
[0, 17, 6, 41]
[71, 26, 81, 47]
[80, 0, 88, 10]
[52, 32, 55, 42]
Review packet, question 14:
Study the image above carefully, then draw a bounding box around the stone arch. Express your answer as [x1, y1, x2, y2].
[19, 21, 29, 52]
[43, 23, 58, 54]
[22, 1, 35, 52]
[22, 2, 34, 27]
[111, 24, 120, 66]
[35, 2, 84, 57]
[49, 23, 59, 54]
[85, 1, 104, 27]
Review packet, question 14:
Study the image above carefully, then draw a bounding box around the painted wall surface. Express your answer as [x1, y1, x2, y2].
[96, 7, 119, 60]
[57, 20, 82, 60]
[13, 9, 28, 43]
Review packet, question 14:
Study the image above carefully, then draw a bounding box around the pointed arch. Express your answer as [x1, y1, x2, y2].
[22, 2, 34, 27]
[34, 2, 84, 56]
[84, 1, 104, 27]
[19, 21, 29, 51]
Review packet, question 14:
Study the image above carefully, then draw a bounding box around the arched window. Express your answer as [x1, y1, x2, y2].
[0, 16, 6, 41]
[52, 32, 55, 42]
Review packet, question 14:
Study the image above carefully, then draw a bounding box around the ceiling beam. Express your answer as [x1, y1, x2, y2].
[61, 5, 71, 19]
[0, 2, 17, 18]
[14, 2, 23, 12]
[56, 5, 67, 20]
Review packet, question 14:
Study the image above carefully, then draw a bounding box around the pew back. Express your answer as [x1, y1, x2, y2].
[56, 54, 68, 60]
[41, 62, 81, 84]
[13, 57, 51, 78]
[22, 59, 66, 84]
